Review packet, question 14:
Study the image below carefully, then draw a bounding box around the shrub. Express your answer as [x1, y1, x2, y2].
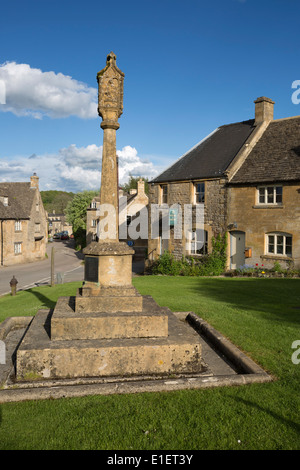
[149, 233, 227, 277]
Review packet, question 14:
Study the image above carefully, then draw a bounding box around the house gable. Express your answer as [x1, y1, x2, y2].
[229, 116, 300, 184]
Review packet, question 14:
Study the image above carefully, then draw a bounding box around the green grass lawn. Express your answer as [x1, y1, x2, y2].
[0, 277, 299, 450]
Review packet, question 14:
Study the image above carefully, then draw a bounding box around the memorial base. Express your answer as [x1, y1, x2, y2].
[15, 297, 202, 381]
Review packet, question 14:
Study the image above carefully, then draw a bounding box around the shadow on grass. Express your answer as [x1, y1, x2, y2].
[190, 278, 300, 326]
[228, 395, 300, 435]
[24, 287, 57, 310]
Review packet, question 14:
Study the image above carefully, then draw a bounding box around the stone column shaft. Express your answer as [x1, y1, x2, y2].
[99, 126, 119, 241]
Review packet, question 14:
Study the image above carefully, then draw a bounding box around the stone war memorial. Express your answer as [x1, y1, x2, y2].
[14, 53, 202, 382]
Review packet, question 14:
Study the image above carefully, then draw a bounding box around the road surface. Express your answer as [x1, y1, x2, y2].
[0, 240, 145, 297]
[0, 239, 84, 296]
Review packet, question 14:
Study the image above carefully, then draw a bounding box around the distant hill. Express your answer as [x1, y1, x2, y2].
[40, 190, 75, 214]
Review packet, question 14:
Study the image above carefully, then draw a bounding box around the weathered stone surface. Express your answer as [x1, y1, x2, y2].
[75, 294, 143, 314]
[83, 241, 134, 256]
[51, 296, 167, 340]
[148, 178, 228, 260]
[82, 251, 134, 290]
[16, 301, 202, 380]
[13, 53, 203, 383]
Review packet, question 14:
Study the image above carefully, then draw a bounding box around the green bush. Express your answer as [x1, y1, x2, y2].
[150, 233, 227, 277]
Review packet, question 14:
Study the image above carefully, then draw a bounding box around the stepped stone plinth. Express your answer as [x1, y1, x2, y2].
[16, 297, 201, 380]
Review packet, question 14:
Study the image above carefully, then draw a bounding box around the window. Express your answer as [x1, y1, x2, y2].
[91, 219, 97, 228]
[35, 223, 40, 233]
[194, 182, 205, 204]
[14, 242, 22, 254]
[161, 185, 168, 204]
[267, 233, 292, 257]
[91, 201, 97, 209]
[189, 229, 208, 255]
[14, 220, 22, 232]
[258, 186, 282, 205]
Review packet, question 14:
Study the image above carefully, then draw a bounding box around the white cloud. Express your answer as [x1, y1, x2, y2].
[0, 62, 98, 119]
[0, 144, 160, 192]
[117, 146, 159, 184]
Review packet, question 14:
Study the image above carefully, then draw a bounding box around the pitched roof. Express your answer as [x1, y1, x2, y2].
[151, 120, 255, 183]
[230, 116, 300, 184]
[0, 182, 36, 220]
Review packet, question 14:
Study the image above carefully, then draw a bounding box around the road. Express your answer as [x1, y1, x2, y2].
[0, 239, 84, 296]
[0, 240, 145, 297]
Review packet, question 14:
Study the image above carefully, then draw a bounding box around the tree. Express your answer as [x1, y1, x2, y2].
[40, 190, 75, 214]
[65, 190, 98, 248]
[122, 175, 149, 195]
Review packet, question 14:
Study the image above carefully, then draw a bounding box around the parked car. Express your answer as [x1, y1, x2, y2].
[53, 232, 62, 239]
[61, 231, 69, 240]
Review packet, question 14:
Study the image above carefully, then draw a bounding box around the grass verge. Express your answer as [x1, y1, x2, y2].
[0, 277, 299, 450]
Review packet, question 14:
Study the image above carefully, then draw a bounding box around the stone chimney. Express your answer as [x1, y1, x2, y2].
[254, 97, 275, 124]
[30, 172, 39, 189]
[130, 189, 137, 195]
[137, 178, 145, 195]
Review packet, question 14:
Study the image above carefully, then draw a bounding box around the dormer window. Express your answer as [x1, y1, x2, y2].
[1, 196, 8, 206]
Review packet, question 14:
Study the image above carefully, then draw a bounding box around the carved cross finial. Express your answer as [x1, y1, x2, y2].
[97, 52, 124, 126]
[106, 51, 117, 66]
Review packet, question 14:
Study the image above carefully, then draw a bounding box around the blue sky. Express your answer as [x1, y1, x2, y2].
[0, 0, 299, 191]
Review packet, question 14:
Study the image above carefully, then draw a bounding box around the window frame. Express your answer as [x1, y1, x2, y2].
[194, 182, 205, 204]
[160, 185, 168, 204]
[189, 229, 208, 256]
[14, 242, 22, 255]
[14, 220, 22, 232]
[257, 185, 283, 205]
[266, 232, 292, 257]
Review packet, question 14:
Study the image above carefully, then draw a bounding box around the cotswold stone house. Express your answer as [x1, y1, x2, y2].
[48, 211, 73, 238]
[0, 174, 48, 266]
[87, 178, 149, 258]
[228, 105, 300, 270]
[148, 97, 300, 270]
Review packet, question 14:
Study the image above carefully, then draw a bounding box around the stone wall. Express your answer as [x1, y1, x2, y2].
[228, 182, 300, 269]
[0, 189, 47, 266]
[148, 178, 228, 260]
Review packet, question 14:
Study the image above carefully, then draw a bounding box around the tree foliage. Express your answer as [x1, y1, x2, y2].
[122, 175, 149, 194]
[40, 190, 75, 214]
[65, 190, 98, 233]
